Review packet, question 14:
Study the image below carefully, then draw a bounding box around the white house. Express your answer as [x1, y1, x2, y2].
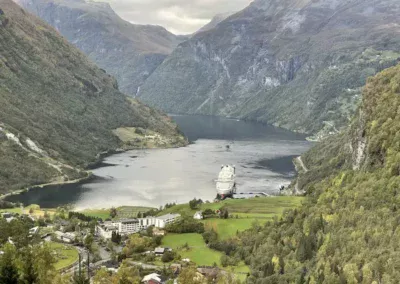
[96, 222, 119, 239]
[5, 217, 16, 223]
[2, 212, 16, 223]
[193, 211, 203, 220]
[153, 213, 181, 228]
[142, 273, 162, 284]
[154, 247, 165, 255]
[29, 226, 39, 235]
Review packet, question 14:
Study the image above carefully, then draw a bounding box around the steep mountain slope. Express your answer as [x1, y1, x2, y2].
[226, 64, 400, 282]
[15, 0, 184, 97]
[194, 12, 234, 35]
[139, 0, 400, 137]
[0, 0, 185, 194]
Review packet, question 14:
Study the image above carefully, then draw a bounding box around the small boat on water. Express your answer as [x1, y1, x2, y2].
[216, 165, 236, 199]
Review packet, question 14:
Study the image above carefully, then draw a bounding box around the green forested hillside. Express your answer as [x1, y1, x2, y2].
[0, 0, 185, 194]
[225, 64, 400, 283]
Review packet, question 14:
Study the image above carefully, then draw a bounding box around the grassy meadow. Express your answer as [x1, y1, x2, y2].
[48, 242, 79, 271]
[0, 205, 56, 218]
[163, 233, 222, 266]
[203, 218, 264, 240]
[81, 206, 154, 220]
[162, 233, 250, 281]
[159, 196, 304, 218]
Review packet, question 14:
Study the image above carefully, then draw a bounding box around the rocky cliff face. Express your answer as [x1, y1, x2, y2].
[15, 0, 184, 97]
[139, 0, 400, 137]
[294, 62, 400, 193]
[0, 0, 185, 194]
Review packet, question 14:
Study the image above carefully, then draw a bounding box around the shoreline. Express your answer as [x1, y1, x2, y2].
[0, 172, 94, 201]
[0, 140, 189, 203]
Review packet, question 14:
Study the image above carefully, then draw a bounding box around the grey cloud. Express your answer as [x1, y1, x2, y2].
[97, 0, 253, 34]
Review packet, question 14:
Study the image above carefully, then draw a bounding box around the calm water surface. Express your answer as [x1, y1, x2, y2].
[6, 116, 312, 209]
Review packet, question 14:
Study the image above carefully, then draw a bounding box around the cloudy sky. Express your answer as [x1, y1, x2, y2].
[97, 0, 253, 34]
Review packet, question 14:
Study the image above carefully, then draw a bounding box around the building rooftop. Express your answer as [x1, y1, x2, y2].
[197, 267, 220, 277]
[154, 247, 165, 254]
[1, 212, 13, 219]
[102, 224, 118, 231]
[119, 218, 139, 224]
[29, 226, 39, 235]
[55, 231, 76, 240]
[142, 273, 161, 283]
[5, 217, 16, 223]
[63, 232, 76, 240]
[58, 220, 70, 226]
[157, 213, 180, 220]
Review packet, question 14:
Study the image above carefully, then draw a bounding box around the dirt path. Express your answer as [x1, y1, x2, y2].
[296, 156, 309, 173]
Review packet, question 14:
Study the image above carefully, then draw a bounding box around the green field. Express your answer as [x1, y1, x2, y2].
[160, 196, 304, 217]
[0, 207, 22, 214]
[162, 233, 250, 281]
[81, 206, 154, 220]
[48, 242, 79, 271]
[219, 197, 303, 215]
[203, 218, 268, 240]
[0, 205, 56, 218]
[227, 264, 251, 282]
[78, 197, 303, 220]
[80, 209, 111, 220]
[162, 233, 222, 266]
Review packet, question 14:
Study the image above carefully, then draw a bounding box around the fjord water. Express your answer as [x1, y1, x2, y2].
[6, 115, 311, 209]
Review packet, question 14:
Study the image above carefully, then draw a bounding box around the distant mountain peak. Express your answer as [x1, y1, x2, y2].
[195, 11, 236, 35]
[138, 0, 400, 136]
[15, 0, 186, 97]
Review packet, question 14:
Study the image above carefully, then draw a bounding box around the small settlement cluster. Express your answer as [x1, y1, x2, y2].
[0, 203, 238, 284]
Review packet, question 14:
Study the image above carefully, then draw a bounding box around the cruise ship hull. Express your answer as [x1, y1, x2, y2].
[216, 165, 236, 198]
[216, 184, 236, 196]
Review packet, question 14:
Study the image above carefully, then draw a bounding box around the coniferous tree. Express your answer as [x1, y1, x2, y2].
[72, 255, 90, 284]
[279, 256, 285, 274]
[20, 248, 38, 284]
[296, 269, 306, 284]
[109, 207, 117, 219]
[0, 244, 19, 284]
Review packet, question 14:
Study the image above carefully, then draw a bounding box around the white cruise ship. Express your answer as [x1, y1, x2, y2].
[216, 165, 236, 197]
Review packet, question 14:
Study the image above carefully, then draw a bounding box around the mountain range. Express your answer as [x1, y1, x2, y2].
[137, 0, 400, 138]
[0, 0, 185, 194]
[15, 0, 185, 97]
[17, 0, 400, 138]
